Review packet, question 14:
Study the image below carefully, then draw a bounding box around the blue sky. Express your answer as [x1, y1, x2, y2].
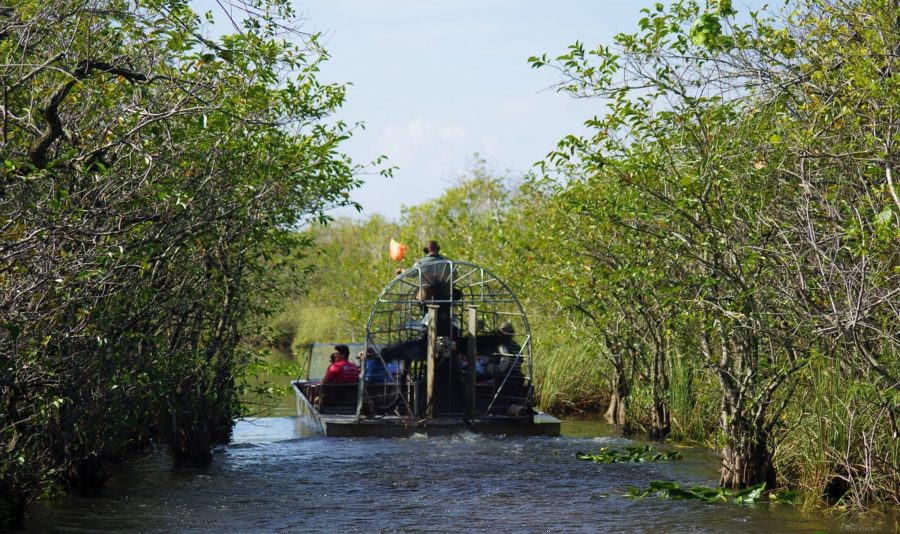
[194, 1, 683, 219]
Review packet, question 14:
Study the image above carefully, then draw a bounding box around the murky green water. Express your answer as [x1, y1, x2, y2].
[25, 407, 897, 533]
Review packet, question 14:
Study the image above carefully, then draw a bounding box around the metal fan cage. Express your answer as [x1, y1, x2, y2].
[358, 260, 533, 420]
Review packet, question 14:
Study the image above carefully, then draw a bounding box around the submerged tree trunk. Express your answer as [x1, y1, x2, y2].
[708, 332, 777, 489]
[165, 382, 215, 465]
[648, 328, 671, 441]
[720, 418, 776, 489]
[66, 453, 119, 496]
[168, 382, 235, 464]
[603, 336, 630, 426]
[604, 391, 627, 425]
[648, 399, 670, 441]
[173, 421, 214, 464]
[168, 253, 242, 464]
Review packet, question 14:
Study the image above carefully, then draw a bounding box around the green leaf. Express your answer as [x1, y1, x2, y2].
[733, 483, 765, 502]
[875, 208, 893, 225]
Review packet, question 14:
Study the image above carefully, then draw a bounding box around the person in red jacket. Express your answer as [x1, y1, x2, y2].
[322, 344, 359, 384]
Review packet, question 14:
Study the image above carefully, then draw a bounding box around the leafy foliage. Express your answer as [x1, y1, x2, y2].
[0, 0, 358, 524]
[529, 0, 898, 508]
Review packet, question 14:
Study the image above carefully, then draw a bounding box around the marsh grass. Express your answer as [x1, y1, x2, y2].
[269, 302, 352, 353]
[668, 353, 718, 443]
[777, 353, 900, 512]
[252, 302, 352, 415]
[532, 331, 606, 413]
[237, 347, 305, 417]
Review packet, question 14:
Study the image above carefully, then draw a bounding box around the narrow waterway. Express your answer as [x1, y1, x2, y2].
[26, 412, 895, 533]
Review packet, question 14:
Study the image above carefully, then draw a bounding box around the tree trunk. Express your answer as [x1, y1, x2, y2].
[604, 391, 627, 425]
[719, 422, 776, 489]
[603, 339, 630, 426]
[648, 400, 670, 441]
[648, 333, 671, 441]
[705, 326, 777, 489]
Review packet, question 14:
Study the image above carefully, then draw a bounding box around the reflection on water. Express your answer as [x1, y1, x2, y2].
[26, 417, 896, 533]
[241, 348, 302, 419]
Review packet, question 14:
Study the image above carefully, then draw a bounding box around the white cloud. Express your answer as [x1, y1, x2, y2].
[373, 117, 472, 171]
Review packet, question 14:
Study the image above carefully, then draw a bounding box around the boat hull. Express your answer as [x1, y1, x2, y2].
[292, 382, 561, 438]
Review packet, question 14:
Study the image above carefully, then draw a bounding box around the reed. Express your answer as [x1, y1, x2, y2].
[775, 350, 900, 512]
[268, 302, 349, 353]
[532, 330, 606, 413]
[666, 351, 717, 443]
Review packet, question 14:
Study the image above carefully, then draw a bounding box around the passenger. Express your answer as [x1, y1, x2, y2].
[363, 348, 392, 384]
[474, 354, 493, 383]
[396, 239, 447, 275]
[413, 240, 449, 301]
[322, 344, 360, 384]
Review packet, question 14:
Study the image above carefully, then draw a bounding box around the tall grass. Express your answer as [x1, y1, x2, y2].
[250, 302, 353, 416]
[776, 351, 900, 512]
[532, 327, 607, 413]
[667, 351, 718, 444]
[269, 301, 353, 354]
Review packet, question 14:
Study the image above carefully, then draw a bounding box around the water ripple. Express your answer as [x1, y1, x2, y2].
[25, 417, 895, 533]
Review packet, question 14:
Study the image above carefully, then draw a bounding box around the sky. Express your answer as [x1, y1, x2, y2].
[199, 1, 666, 220]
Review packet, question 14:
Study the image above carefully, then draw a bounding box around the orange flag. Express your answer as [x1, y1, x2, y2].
[389, 238, 408, 261]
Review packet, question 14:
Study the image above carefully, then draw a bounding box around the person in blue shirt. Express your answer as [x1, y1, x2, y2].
[363, 347, 395, 384]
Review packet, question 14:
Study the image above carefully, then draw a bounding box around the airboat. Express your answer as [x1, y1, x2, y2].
[291, 259, 561, 437]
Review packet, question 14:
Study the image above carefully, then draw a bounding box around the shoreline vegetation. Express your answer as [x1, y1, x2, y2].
[0, 0, 361, 526]
[2, 0, 897, 527]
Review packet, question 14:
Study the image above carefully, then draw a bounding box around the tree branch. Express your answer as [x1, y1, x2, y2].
[28, 59, 150, 169]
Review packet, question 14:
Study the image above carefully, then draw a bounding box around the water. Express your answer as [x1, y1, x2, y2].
[25, 417, 896, 533]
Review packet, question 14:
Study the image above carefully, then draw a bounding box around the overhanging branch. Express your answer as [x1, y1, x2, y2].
[28, 59, 151, 169]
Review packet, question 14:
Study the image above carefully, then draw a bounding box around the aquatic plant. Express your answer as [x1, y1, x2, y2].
[576, 445, 683, 463]
[626, 481, 797, 505]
